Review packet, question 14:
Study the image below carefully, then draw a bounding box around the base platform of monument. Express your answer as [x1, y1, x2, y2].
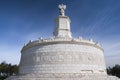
[6, 73, 120, 80]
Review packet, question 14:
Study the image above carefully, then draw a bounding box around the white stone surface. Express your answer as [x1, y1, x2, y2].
[6, 74, 120, 80]
[19, 42, 106, 75]
[53, 16, 72, 38]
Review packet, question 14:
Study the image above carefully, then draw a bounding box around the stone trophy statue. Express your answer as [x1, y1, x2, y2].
[58, 4, 66, 16]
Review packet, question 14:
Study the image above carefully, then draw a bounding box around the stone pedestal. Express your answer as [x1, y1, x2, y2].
[53, 16, 72, 38]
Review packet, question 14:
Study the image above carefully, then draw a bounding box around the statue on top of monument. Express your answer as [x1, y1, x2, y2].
[58, 4, 66, 16]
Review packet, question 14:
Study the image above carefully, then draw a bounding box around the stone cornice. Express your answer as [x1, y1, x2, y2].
[55, 16, 71, 22]
[21, 38, 104, 53]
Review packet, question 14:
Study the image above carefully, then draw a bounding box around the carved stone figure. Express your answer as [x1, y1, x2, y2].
[58, 4, 66, 16]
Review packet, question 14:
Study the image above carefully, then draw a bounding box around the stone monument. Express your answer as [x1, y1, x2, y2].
[6, 4, 120, 80]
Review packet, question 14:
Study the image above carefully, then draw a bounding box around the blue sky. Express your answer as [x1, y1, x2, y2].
[0, 0, 120, 67]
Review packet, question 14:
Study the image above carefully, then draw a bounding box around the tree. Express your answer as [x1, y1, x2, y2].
[107, 64, 120, 78]
[0, 61, 18, 80]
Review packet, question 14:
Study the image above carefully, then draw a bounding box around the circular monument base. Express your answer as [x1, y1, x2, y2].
[6, 73, 120, 80]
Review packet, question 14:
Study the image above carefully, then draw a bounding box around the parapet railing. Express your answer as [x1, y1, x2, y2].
[23, 37, 102, 49]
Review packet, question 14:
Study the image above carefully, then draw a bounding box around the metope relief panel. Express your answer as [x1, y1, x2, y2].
[28, 52, 102, 65]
